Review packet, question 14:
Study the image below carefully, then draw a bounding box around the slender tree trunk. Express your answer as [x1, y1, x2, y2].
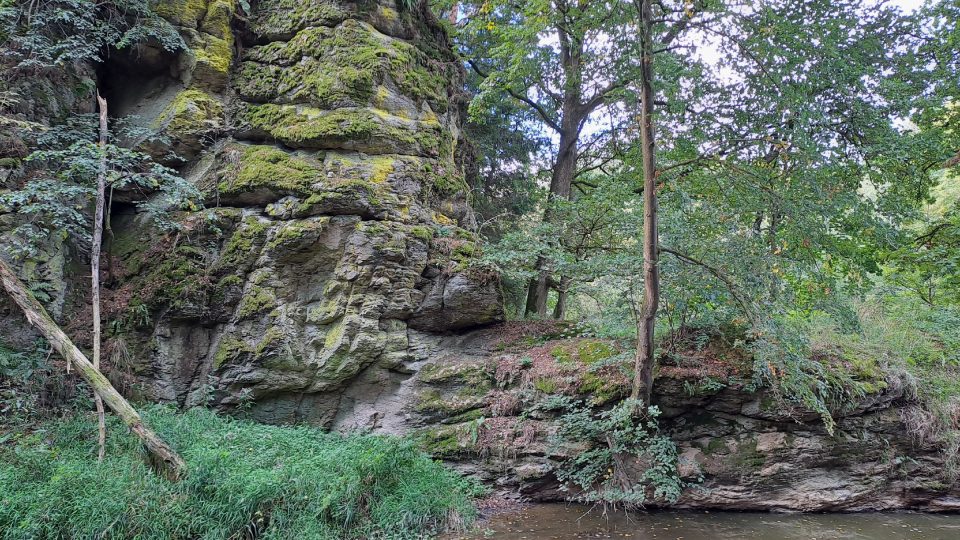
[0, 258, 186, 480]
[630, 0, 659, 406]
[93, 91, 108, 462]
[105, 186, 116, 282]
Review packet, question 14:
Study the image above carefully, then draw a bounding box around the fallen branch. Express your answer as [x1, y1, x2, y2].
[0, 257, 186, 481]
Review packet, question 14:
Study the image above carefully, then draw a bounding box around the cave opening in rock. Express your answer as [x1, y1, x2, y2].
[95, 43, 185, 124]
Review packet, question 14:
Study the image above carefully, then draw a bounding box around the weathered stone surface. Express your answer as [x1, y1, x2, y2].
[409, 272, 505, 331]
[317, 324, 960, 513]
[94, 0, 503, 423]
[0, 61, 97, 347]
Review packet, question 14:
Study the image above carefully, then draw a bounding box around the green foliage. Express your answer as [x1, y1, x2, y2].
[550, 399, 687, 507]
[0, 0, 184, 69]
[0, 406, 481, 539]
[0, 339, 49, 421]
[750, 314, 870, 434]
[0, 114, 200, 259]
[886, 197, 960, 306]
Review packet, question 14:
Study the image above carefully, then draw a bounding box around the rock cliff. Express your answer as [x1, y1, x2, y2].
[372, 322, 960, 512]
[1, 0, 504, 423]
[116, 0, 506, 421]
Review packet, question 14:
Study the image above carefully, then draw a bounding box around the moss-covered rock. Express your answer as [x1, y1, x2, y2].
[217, 145, 321, 201]
[237, 103, 443, 156]
[249, 0, 349, 40]
[152, 88, 224, 159]
[237, 19, 449, 113]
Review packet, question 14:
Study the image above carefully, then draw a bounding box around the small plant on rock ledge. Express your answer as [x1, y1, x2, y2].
[548, 397, 690, 508]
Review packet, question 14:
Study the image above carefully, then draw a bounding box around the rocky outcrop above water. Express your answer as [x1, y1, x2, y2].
[357, 322, 960, 513]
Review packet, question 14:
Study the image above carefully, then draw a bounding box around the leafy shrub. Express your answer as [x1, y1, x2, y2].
[0, 406, 481, 539]
[549, 399, 687, 507]
[0, 339, 56, 421]
[0, 0, 183, 69]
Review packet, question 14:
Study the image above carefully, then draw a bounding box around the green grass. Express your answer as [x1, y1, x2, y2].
[0, 406, 481, 539]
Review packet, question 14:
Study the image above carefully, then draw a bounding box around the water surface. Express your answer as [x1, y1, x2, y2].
[445, 504, 960, 540]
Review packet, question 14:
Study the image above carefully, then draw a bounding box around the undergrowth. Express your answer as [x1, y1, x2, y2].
[547, 398, 688, 507]
[0, 406, 481, 539]
[758, 293, 960, 472]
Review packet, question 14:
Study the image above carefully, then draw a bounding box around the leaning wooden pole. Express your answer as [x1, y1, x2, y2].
[0, 257, 186, 481]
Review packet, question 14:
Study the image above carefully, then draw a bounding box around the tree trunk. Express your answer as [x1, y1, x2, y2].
[524, 121, 580, 318]
[0, 258, 186, 480]
[93, 91, 108, 462]
[552, 275, 572, 319]
[630, 0, 659, 406]
[524, 265, 551, 318]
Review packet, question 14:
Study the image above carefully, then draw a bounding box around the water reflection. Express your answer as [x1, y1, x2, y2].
[445, 504, 960, 540]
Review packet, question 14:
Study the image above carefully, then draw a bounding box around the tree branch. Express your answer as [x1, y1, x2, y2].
[660, 0, 706, 46]
[467, 59, 562, 132]
[660, 246, 757, 325]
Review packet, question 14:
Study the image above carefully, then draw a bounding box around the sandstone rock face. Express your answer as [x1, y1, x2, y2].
[101, 0, 503, 420]
[361, 323, 960, 512]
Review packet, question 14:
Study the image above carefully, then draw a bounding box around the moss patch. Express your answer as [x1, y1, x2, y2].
[219, 145, 321, 196]
[239, 103, 441, 156]
[154, 89, 223, 137]
[237, 285, 276, 319]
[213, 335, 252, 369]
[238, 19, 449, 112]
[249, 0, 348, 38]
[215, 215, 268, 271]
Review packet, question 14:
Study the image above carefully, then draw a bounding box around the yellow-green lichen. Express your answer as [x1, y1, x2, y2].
[213, 335, 252, 369]
[153, 0, 209, 28]
[238, 19, 449, 112]
[192, 35, 233, 83]
[220, 145, 320, 196]
[254, 326, 286, 356]
[306, 297, 344, 325]
[323, 318, 346, 350]
[369, 155, 395, 183]
[378, 6, 398, 21]
[200, 0, 234, 38]
[216, 215, 268, 269]
[250, 0, 347, 38]
[239, 103, 441, 156]
[154, 89, 223, 137]
[237, 285, 276, 319]
[265, 218, 330, 251]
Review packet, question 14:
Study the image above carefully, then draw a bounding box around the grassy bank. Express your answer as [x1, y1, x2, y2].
[0, 406, 480, 539]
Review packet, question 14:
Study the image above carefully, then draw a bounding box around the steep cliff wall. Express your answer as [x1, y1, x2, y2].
[1, 0, 504, 424]
[102, 0, 505, 424]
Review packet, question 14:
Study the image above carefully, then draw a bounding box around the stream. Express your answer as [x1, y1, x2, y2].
[444, 504, 960, 540]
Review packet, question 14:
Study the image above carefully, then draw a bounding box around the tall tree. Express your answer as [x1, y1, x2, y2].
[92, 92, 108, 461]
[630, 0, 659, 404]
[460, 0, 637, 317]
